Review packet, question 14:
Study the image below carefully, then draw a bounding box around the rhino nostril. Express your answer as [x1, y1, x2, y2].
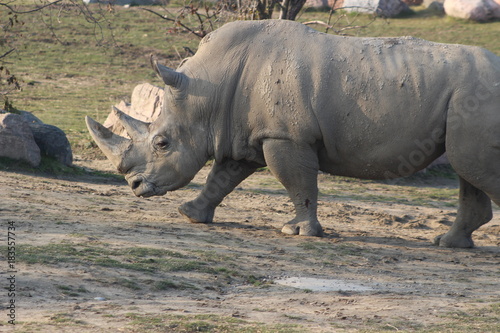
[131, 179, 142, 190]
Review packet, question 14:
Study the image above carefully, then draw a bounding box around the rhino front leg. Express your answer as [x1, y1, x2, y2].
[262, 139, 323, 236]
[434, 177, 492, 248]
[178, 159, 257, 223]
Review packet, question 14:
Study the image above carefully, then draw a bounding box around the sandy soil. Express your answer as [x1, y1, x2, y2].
[0, 157, 499, 332]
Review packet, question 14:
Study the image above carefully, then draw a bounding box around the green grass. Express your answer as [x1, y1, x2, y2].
[125, 313, 302, 332]
[4, 242, 255, 291]
[153, 279, 189, 290]
[47, 312, 88, 326]
[112, 277, 142, 290]
[56, 284, 89, 296]
[13, 242, 217, 274]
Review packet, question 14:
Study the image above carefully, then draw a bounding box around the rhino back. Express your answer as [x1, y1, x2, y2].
[183, 20, 500, 178]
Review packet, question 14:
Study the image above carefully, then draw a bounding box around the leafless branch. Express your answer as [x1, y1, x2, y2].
[303, 20, 333, 28]
[140, 7, 206, 39]
[304, 6, 376, 36]
[76, 2, 118, 47]
[0, 0, 63, 14]
[0, 48, 15, 60]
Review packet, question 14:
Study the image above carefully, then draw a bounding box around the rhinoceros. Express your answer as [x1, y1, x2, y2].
[86, 19, 500, 248]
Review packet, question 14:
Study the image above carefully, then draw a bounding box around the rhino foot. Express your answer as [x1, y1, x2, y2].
[281, 219, 323, 237]
[178, 201, 214, 224]
[434, 233, 474, 248]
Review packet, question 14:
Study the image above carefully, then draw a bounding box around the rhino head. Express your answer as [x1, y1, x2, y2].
[85, 58, 210, 198]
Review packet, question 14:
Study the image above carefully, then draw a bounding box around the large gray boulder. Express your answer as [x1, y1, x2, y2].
[444, 0, 500, 21]
[104, 83, 164, 137]
[0, 110, 73, 167]
[29, 123, 73, 166]
[0, 113, 41, 167]
[19, 111, 73, 166]
[339, 0, 410, 17]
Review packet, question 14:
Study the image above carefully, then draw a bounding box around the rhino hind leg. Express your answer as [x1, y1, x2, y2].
[262, 139, 323, 237]
[178, 159, 257, 224]
[434, 177, 493, 248]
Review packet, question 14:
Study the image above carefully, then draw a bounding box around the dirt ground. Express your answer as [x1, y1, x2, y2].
[1, 156, 499, 332]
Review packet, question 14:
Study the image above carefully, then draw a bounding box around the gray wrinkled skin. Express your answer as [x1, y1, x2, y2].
[86, 19, 500, 248]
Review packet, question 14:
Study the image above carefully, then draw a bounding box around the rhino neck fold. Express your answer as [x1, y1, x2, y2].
[208, 107, 231, 163]
[177, 55, 248, 164]
[217, 61, 256, 163]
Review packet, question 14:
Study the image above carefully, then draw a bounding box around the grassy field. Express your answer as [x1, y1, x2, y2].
[4, 3, 500, 156]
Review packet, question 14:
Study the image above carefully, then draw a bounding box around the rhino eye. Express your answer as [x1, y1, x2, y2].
[153, 136, 170, 151]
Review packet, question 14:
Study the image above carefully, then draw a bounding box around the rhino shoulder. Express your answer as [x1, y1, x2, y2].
[198, 20, 311, 50]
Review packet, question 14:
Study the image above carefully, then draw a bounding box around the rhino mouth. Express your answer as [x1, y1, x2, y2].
[127, 176, 168, 198]
[135, 186, 167, 198]
[126, 173, 193, 198]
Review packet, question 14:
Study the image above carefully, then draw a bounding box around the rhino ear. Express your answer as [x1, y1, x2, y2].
[113, 106, 149, 140]
[85, 116, 131, 170]
[150, 55, 188, 89]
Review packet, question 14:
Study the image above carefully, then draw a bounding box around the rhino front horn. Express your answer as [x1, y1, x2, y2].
[150, 55, 188, 89]
[85, 116, 131, 170]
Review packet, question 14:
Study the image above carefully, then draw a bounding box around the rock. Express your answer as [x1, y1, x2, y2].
[104, 83, 164, 137]
[19, 110, 44, 125]
[28, 123, 73, 166]
[423, 0, 445, 12]
[338, 0, 411, 17]
[402, 0, 423, 5]
[0, 110, 73, 167]
[19, 111, 73, 166]
[444, 0, 500, 21]
[0, 113, 41, 167]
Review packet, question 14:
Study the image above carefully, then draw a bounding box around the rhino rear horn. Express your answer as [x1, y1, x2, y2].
[85, 116, 131, 170]
[150, 55, 187, 89]
[113, 106, 149, 140]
